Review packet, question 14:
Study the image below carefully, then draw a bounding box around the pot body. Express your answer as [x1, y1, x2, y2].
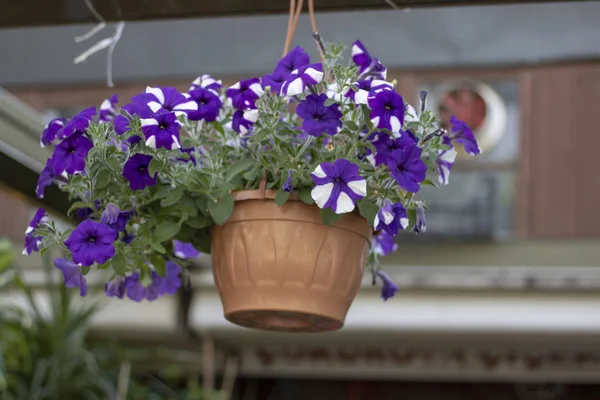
[211, 191, 371, 332]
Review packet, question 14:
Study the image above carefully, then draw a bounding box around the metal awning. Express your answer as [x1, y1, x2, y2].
[0, 89, 70, 217]
[1, 0, 588, 28]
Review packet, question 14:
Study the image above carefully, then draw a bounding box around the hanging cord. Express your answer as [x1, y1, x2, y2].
[282, 0, 304, 56]
[73, 0, 126, 87]
[307, 0, 326, 63]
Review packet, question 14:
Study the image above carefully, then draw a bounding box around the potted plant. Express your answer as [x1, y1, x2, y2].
[25, 39, 480, 332]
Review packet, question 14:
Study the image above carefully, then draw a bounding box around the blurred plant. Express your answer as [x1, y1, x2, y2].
[0, 255, 116, 399]
[0, 245, 223, 399]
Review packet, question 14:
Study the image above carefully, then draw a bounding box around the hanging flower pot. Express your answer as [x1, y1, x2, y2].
[24, 1, 481, 330]
[212, 188, 371, 332]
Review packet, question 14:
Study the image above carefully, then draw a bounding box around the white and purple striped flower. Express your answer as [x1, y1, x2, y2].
[371, 231, 398, 256]
[189, 74, 222, 92]
[99, 94, 118, 122]
[374, 201, 409, 236]
[140, 112, 183, 150]
[40, 118, 65, 148]
[352, 40, 387, 80]
[448, 116, 481, 155]
[311, 159, 367, 214]
[368, 90, 406, 134]
[414, 205, 427, 234]
[280, 63, 324, 97]
[232, 109, 258, 135]
[226, 78, 264, 110]
[436, 147, 457, 185]
[23, 208, 48, 255]
[347, 80, 392, 105]
[145, 87, 198, 117]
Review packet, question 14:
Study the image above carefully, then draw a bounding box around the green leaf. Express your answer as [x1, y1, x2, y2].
[422, 179, 437, 187]
[212, 121, 225, 135]
[274, 189, 291, 207]
[207, 192, 234, 225]
[148, 158, 162, 177]
[180, 197, 198, 217]
[67, 201, 89, 217]
[345, 120, 359, 131]
[97, 260, 111, 270]
[151, 242, 166, 254]
[213, 177, 236, 190]
[153, 189, 171, 200]
[298, 188, 314, 204]
[95, 169, 112, 190]
[111, 254, 126, 276]
[153, 221, 181, 243]
[152, 256, 167, 276]
[185, 216, 211, 229]
[106, 157, 122, 171]
[224, 159, 256, 182]
[358, 200, 379, 225]
[321, 208, 343, 226]
[160, 186, 184, 207]
[324, 98, 337, 106]
[80, 266, 91, 275]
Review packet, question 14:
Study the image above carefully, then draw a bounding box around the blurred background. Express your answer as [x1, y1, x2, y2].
[1, 0, 600, 399]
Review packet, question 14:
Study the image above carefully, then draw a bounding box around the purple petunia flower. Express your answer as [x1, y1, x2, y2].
[311, 159, 367, 214]
[374, 201, 409, 236]
[346, 80, 393, 105]
[113, 114, 131, 135]
[368, 90, 405, 134]
[76, 199, 101, 220]
[281, 63, 323, 97]
[100, 203, 120, 225]
[40, 118, 65, 148]
[414, 205, 427, 234]
[57, 107, 96, 140]
[226, 78, 264, 110]
[297, 94, 342, 137]
[186, 88, 222, 122]
[105, 276, 126, 298]
[189, 74, 222, 92]
[436, 147, 457, 185]
[65, 220, 117, 266]
[122, 153, 157, 191]
[173, 240, 201, 259]
[51, 132, 93, 175]
[123, 262, 181, 301]
[140, 112, 183, 150]
[448, 116, 481, 155]
[162, 261, 182, 295]
[369, 132, 416, 166]
[23, 208, 48, 255]
[275, 46, 310, 75]
[282, 170, 293, 192]
[261, 70, 288, 95]
[108, 209, 133, 232]
[386, 145, 427, 193]
[371, 231, 398, 256]
[232, 109, 258, 135]
[145, 86, 198, 116]
[36, 158, 66, 199]
[123, 93, 155, 118]
[375, 270, 398, 301]
[352, 40, 387, 80]
[54, 258, 88, 297]
[99, 94, 118, 122]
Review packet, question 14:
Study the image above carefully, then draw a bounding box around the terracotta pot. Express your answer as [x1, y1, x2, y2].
[211, 188, 371, 332]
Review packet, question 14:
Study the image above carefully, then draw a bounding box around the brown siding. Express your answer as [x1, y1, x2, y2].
[521, 64, 600, 238]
